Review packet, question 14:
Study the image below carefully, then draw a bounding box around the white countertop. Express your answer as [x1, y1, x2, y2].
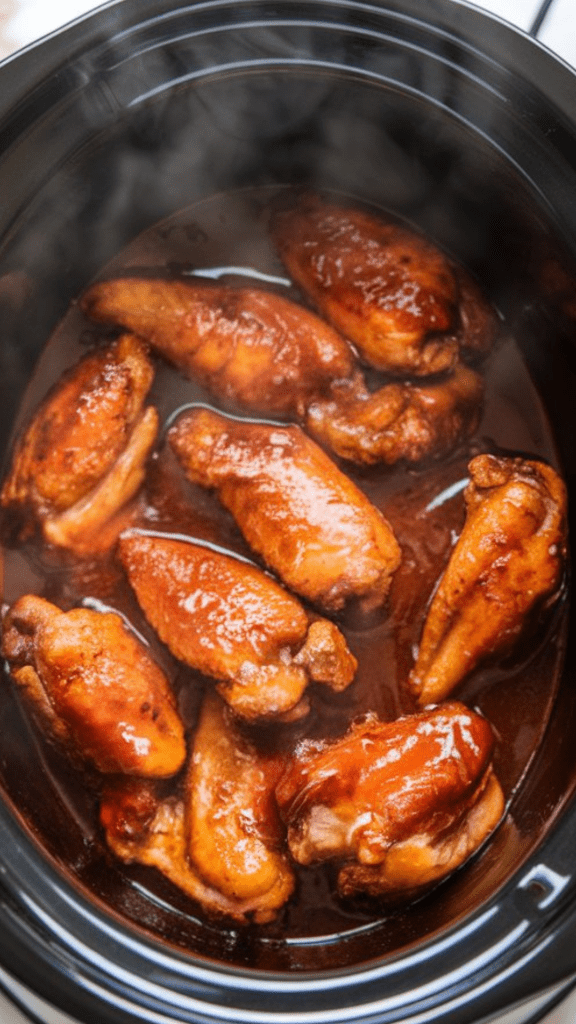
[1, 1, 576, 1022]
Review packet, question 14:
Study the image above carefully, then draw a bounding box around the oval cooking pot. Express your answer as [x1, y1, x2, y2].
[1, 2, 576, 1022]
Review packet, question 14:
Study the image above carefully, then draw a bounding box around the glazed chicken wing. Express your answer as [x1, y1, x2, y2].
[276, 702, 504, 901]
[271, 193, 498, 376]
[101, 769, 292, 924]
[118, 532, 357, 722]
[0, 334, 158, 553]
[168, 408, 401, 611]
[452, 266, 500, 359]
[80, 275, 484, 471]
[185, 691, 294, 917]
[1, 595, 186, 777]
[304, 363, 484, 466]
[409, 454, 567, 705]
[80, 278, 354, 416]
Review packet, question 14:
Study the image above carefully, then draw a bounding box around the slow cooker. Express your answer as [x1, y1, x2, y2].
[2, 1, 576, 1022]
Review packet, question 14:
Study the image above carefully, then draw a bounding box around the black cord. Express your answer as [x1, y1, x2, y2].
[529, 0, 556, 36]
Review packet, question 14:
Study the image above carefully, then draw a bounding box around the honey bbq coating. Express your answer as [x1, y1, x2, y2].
[185, 691, 294, 917]
[409, 454, 567, 705]
[271, 193, 498, 376]
[118, 532, 357, 722]
[304, 362, 484, 466]
[1, 595, 186, 777]
[0, 334, 158, 553]
[168, 407, 401, 611]
[80, 275, 483, 471]
[80, 278, 355, 416]
[276, 701, 505, 901]
[100, 770, 292, 925]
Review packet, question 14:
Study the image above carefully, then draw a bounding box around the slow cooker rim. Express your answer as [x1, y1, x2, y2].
[2, 791, 576, 1024]
[3, 0, 576, 261]
[2, 0, 576, 126]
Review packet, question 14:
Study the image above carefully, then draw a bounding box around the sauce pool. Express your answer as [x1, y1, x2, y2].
[0, 186, 567, 956]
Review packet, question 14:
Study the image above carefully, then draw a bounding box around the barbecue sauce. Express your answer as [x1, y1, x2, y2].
[0, 187, 567, 965]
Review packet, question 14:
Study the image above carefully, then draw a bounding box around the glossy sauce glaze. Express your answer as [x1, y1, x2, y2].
[0, 187, 568, 961]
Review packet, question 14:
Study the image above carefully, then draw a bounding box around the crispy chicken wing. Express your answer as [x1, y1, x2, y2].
[0, 334, 158, 553]
[276, 702, 504, 901]
[1, 595, 186, 777]
[271, 193, 498, 376]
[118, 532, 357, 722]
[80, 278, 354, 416]
[186, 691, 294, 916]
[100, 770, 292, 924]
[304, 363, 483, 466]
[168, 408, 401, 611]
[409, 454, 567, 705]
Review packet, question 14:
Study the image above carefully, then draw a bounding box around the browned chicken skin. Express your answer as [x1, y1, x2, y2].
[101, 765, 292, 924]
[185, 691, 294, 917]
[80, 278, 354, 416]
[1, 595, 186, 777]
[304, 363, 484, 466]
[101, 781, 222, 915]
[452, 267, 500, 359]
[168, 408, 401, 611]
[409, 454, 567, 705]
[80, 276, 485, 469]
[0, 192, 557, 931]
[102, 690, 296, 924]
[271, 193, 498, 376]
[0, 334, 158, 553]
[276, 701, 504, 900]
[118, 532, 357, 722]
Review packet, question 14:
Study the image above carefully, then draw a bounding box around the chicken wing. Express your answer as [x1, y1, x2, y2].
[100, 771, 292, 924]
[185, 691, 294, 916]
[168, 408, 401, 611]
[118, 532, 357, 722]
[409, 454, 567, 705]
[304, 363, 483, 466]
[271, 193, 498, 376]
[80, 278, 354, 416]
[1, 595, 186, 777]
[276, 702, 504, 901]
[452, 266, 500, 360]
[0, 334, 158, 553]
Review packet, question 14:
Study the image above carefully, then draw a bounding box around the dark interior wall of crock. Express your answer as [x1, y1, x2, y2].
[2, 65, 576, 969]
[3, 68, 576, 454]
